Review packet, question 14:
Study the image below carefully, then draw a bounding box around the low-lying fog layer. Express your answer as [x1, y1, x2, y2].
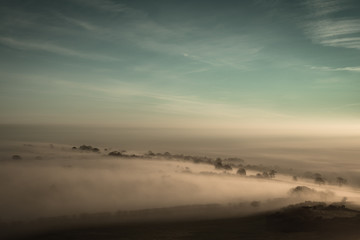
[1, 142, 359, 222]
[2, 125, 360, 172]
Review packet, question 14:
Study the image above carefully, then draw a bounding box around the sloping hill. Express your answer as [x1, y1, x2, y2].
[3, 202, 360, 240]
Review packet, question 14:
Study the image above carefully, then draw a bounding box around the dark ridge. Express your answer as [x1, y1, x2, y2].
[2, 202, 360, 240]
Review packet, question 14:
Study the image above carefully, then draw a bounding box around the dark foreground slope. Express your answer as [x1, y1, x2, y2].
[3, 202, 360, 240]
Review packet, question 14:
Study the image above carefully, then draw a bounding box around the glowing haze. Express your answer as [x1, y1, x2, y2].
[1, 0, 360, 132]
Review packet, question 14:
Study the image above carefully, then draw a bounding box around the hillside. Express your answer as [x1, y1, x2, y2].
[2, 202, 360, 240]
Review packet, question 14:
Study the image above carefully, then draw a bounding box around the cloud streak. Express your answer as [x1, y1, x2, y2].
[305, 19, 360, 49]
[305, 0, 347, 17]
[51, 79, 295, 127]
[0, 1, 263, 71]
[0, 37, 118, 61]
[303, 0, 360, 50]
[60, 15, 101, 32]
[74, 0, 127, 13]
[310, 65, 360, 72]
[326, 102, 360, 111]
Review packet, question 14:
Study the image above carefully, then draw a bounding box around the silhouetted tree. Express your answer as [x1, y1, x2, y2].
[214, 158, 232, 170]
[222, 164, 233, 170]
[108, 151, 122, 156]
[269, 170, 277, 178]
[79, 145, 93, 151]
[12, 155, 22, 160]
[289, 186, 316, 196]
[236, 168, 246, 176]
[147, 151, 155, 156]
[336, 177, 347, 186]
[250, 201, 260, 207]
[214, 158, 223, 169]
[315, 176, 325, 185]
[262, 171, 269, 178]
[314, 173, 322, 179]
[92, 148, 100, 153]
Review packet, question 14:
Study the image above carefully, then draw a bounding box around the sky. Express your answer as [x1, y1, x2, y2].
[1, 0, 360, 131]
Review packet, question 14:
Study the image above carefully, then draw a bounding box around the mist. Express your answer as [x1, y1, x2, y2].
[1, 124, 360, 175]
[1, 138, 359, 223]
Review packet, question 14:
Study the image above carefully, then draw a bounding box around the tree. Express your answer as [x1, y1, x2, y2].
[314, 176, 325, 185]
[222, 164, 233, 170]
[250, 201, 260, 207]
[214, 158, 232, 170]
[236, 168, 246, 176]
[289, 186, 316, 197]
[163, 152, 171, 157]
[108, 151, 122, 156]
[336, 177, 347, 187]
[214, 158, 223, 169]
[269, 170, 277, 178]
[292, 176, 298, 181]
[314, 173, 322, 179]
[79, 145, 93, 151]
[12, 155, 22, 160]
[255, 172, 270, 178]
[147, 151, 155, 156]
[262, 171, 269, 178]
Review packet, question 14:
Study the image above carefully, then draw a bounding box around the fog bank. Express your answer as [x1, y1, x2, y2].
[1, 142, 359, 222]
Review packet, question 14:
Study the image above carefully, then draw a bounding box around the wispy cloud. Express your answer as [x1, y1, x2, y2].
[69, 2, 264, 71]
[306, 19, 360, 39]
[320, 37, 360, 44]
[73, 0, 127, 13]
[0, 37, 118, 61]
[60, 15, 100, 31]
[137, 34, 263, 70]
[305, 0, 347, 17]
[51, 79, 295, 124]
[329, 103, 360, 110]
[323, 103, 360, 115]
[1, 1, 263, 71]
[310, 65, 360, 72]
[304, 19, 360, 49]
[302, 0, 360, 50]
[183, 68, 209, 75]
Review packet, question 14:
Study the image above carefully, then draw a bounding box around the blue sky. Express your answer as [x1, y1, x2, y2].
[1, 0, 360, 130]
